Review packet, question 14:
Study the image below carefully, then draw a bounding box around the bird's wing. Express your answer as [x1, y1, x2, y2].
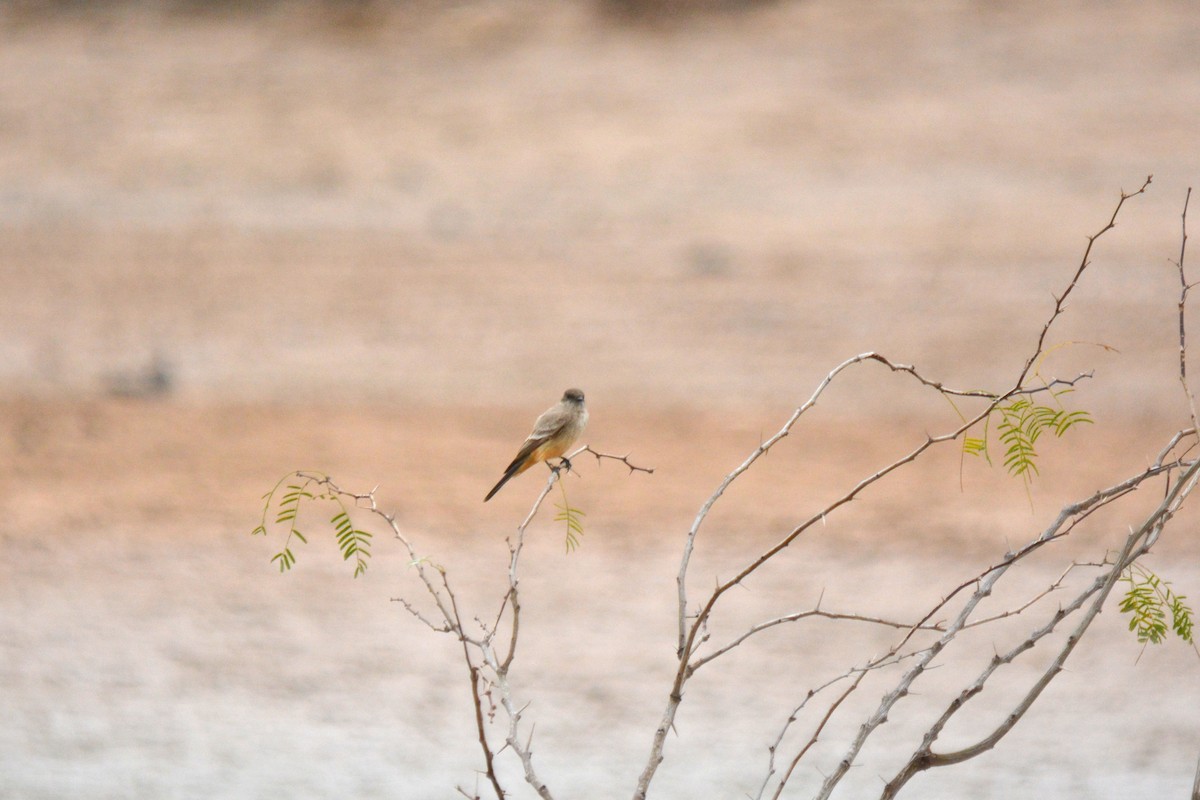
[498, 406, 569, 477]
[525, 403, 571, 443]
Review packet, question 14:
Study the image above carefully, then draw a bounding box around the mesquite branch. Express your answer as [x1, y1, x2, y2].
[1177, 186, 1197, 428]
[254, 179, 1196, 800]
[635, 176, 1195, 800]
[290, 446, 651, 800]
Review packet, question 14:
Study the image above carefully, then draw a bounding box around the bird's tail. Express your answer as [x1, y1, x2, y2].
[483, 466, 521, 502]
[483, 442, 541, 502]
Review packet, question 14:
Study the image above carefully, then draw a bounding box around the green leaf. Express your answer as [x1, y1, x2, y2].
[555, 503, 587, 552]
[255, 472, 373, 578]
[987, 394, 1092, 484]
[1120, 566, 1195, 645]
[963, 437, 987, 456]
[270, 549, 296, 573]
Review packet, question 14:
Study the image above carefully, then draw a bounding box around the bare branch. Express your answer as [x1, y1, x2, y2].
[499, 540, 522, 672]
[1008, 371, 1095, 396]
[1177, 187, 1197, 428]
[865, 353, 1091, 399]
[960, 560, 1084, 630]
[673, 349, 1010, 661]
[577, 444, 656, 474]
[1154, 427, 1199, 467]
[516, 444, 654, 533]
[813, 551, 1013, 800]
[1017, 174, 1153, 386]
[878, 456, 1200, 798]
[756, 645, 933, 799]
[447, 583, 507, 800]
[857, 353, 1004, 398]
[758, 442, 1194, 799]
[690, 608, 940, 675]
[289, 472, 557, 797]
[770, 670, 870, 800]
[518, 475, 560, 533]
[390, 596, 453, 634]
[294, 472, 463, 635]
[646, 181, 1157, 796]
[889, 456, 1188, 657]
[754, 676, 847, 800]
[479, 637, 556, 800]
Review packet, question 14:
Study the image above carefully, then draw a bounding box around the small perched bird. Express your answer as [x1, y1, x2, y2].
[484, 388, 589, 502]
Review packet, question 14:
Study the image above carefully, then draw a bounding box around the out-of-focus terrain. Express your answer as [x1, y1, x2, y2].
[2, 2, 1199, 798]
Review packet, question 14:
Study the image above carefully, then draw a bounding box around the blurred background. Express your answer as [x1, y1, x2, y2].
[2, 1, 1199, 798]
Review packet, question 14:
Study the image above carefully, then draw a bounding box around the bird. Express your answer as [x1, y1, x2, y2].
[484, 388, 589, 502]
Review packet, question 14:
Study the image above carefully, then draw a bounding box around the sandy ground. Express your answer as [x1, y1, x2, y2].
[2, 1, 1200, 798]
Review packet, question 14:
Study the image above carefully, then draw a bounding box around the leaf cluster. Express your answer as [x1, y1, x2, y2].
[251, 472, 373, 578]
[555, 502, 586, 553]
[965, 391, 1092, 485]
[1118, 565, 1194, 645]
[332, 510, 373, 578]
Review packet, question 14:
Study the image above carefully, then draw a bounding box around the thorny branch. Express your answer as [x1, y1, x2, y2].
[448, 574, 507, 800]
[517, 444, 652, 530]
[289, 473, 511, 795]
[579, 444, 657, 474]
[1017, 175, 1153, 386]
[1177, 187, 1197, 428]
[754, 668, 863, 800]
[635, 176, 1196, 800]
[289, 446, 651, 800]
[689, 606, 941, 675]
[881, 456, 1200, 798]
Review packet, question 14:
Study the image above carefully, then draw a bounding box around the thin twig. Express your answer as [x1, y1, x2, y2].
[960, 560, 1084, 629]
[754, 646, 927, 800]
[1017, 175, 1153, 387]
[447, 580, 507, 800]
[1191, 749, 1200, 800]
[1176, 187, 1197, 428]
[578, 444, 656, 474]
[770, 670, 869, 800]
[479, 638, 556, 800]
[518, 445, 655, 533]
[690, 608, 940, 675]
[390, 595, 453, 634]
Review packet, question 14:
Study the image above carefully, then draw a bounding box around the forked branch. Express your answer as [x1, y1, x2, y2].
[636, 177, 1168, 800]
